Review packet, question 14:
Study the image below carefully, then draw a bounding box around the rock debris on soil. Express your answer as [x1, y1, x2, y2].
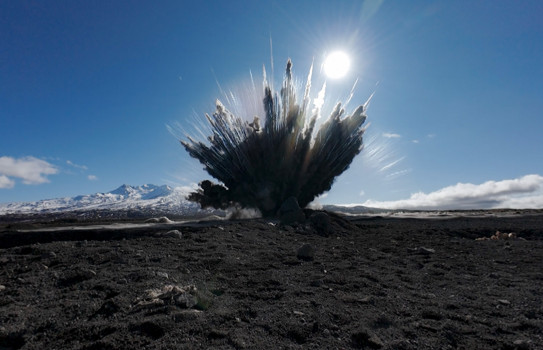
[1, 210, 543, 349]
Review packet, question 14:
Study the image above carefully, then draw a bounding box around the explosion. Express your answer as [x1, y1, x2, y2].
[181, 59, 368, 217]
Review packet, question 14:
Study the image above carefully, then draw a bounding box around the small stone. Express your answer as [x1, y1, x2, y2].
[58, 268, 96, 287]
[297, 244, 315, 261]
[208, 328, 228, 339]
[175, 293, 198, 309]
[359, 296, 373, 304]
[155, 230, 183, 238]
[309, 211, 331, 236]
[95, 300, 120, 317]
[162, 230, 183, 239]
[351, 329, 384, 349]
[0, 285, 5, 292]
[409, 247, 435, 255]
[498, 299, 511, 305]
[419, 247, 435, 254]
[156, 272, 169, 279]
[42, 251, 57, 259]
[279, 197, 306, 225]
[513, 339, 530, 350]
[310, 280, 323, 287]
[145, 216, 174, 224]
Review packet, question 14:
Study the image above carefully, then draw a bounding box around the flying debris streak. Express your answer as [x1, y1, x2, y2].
[181, 59, 368, 217]
[380, 157, 405, 172]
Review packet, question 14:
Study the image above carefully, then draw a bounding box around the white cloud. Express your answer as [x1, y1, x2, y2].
[0, 175, 15, 189]
[0, 156, 58, 186]
[362, 174, 543, 210]
[88, 175, 98, 181]
[359, 190, 365, 197]
[383, 133, 401, 138]
[412, 140, 419, 144]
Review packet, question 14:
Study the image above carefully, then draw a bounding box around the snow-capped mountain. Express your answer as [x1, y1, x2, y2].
[0, 184, 203, 216]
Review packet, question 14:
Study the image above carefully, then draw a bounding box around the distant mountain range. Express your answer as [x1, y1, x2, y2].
[0, 184, 381, 217]
[0, 184, 201, 216]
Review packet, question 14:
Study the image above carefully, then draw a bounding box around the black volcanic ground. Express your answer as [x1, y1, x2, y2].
[1, 210, 542, 349]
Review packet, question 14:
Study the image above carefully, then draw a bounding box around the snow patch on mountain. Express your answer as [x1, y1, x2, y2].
[0, 184, 200, 215]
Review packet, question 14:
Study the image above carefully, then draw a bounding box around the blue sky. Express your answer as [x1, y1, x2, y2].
[2, 0, 543, 209]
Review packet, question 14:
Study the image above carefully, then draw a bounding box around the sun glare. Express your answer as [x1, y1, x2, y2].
[323, 51, 351, 79]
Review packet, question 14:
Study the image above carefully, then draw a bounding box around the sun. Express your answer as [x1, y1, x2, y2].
[323, 51, 351, 79]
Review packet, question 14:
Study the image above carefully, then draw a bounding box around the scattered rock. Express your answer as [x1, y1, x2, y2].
[351, 329, 384, 349]
[135, 284, 199, 310]
[297, 243, 315, 261]
[156, 271, 169, 279]
[279, 197, 306, 225]
[310, 279, 323, 287]
[155, 230, 182, 239]
[208, 328, 229, 339]
[58, 268, 96, 287]
[41, 251, 57, 259]
[145, 217, 174, 224]
[476, 231, 520, 241]
[175, 293, 198, 309]
[512, 339, 531, 350]
[95, 300, 121, 317]
[308, 211, 331, 236]
[3, 210, 543, 349]
[408, 247, 435, 255]
[171, 309, 203, 322]
[129, 321, 165, 339]
[286, 323, 311, 344]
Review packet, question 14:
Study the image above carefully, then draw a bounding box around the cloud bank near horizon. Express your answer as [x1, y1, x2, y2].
[361, 174, 543, 210]
[0, 156, 58, 189]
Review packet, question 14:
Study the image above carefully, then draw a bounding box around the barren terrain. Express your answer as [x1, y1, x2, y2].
[1, 210, 542, 349]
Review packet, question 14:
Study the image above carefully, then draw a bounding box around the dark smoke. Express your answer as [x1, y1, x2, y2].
[181, 59, 368, 217]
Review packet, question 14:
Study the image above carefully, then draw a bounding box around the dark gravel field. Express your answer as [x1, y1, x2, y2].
[1, 210, 542, 349]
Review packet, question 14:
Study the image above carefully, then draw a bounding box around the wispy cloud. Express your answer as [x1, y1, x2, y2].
[383, 133, 401, 138]
[362, 174, 543, 210]
[88, 175, 98, 181]
[67, 160, 88, 171]
[0, 156, 58, 187]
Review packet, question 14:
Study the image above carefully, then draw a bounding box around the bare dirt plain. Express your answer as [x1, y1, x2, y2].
[1, 210, 542, 349]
